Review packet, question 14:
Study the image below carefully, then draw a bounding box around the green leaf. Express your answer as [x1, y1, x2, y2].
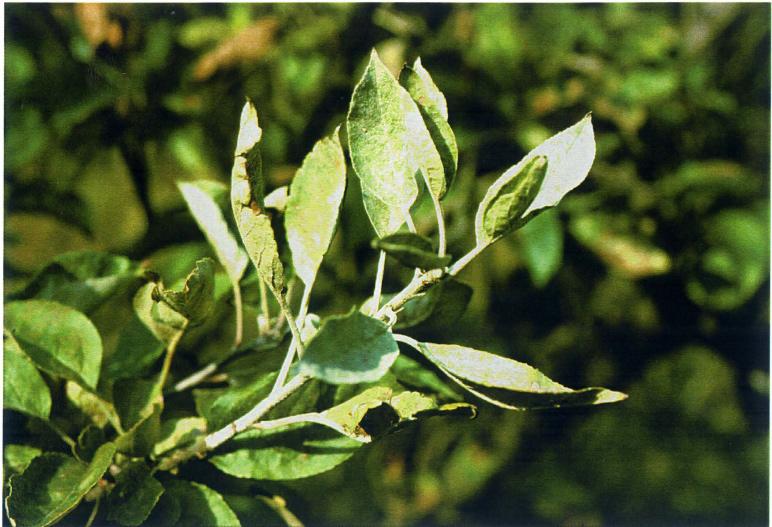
[347, 49, 443, 236]
[298, 310, 399, 384]
[372, 232, 451, 270]
[114, 403, 162, 457]
[5, 300, 103, 390]
[12, 251, 140, 314]
[133, 283, 187, 347]
[518, 208, 563, 288]
[475, 156, 548, 246]
[399, 58, 458, 193]
[390, 354, 462, 400]
[178, 181, 249, 284]
[114, 378, 162, 431]
[5, 213, 96, 274]
[194, 372, 275, 430]
[163, 480, 241, 527]
[209, 423, 361, 480]
[264, 185, 288, 212]
[4, 445, 42, 477]
[76, 147, 148, 252]
[65, 381, 120, 429]
[152, 417, 207, 459]
[105, 461, 165, 527]
[6, 443, 115, 527]
[230, 101, 285, 297]
[75, 425, 105, 462]
[103, 313, 165, 382]
[285, 128, 347, 288]
[475, 114, 596, 246]
[154, 258, 216, 324]
[686, 208, 769, 311]
[3, 330, 51, 420]
[412, 341, 627, 410]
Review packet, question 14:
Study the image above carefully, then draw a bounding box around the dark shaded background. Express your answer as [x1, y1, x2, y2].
[5, 4, 769, 525]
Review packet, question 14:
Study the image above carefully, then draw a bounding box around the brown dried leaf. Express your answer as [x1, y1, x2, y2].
[193, 18, 278, 81]
[74, 4, 123, 49]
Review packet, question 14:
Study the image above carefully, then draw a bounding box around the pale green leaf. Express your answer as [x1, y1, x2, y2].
[164, 480, 241, 527]
[518, 114, 595, 216]
[285, 129, 347, 287]
[230, 101, 285, 297]
[6, 443, 115, 527]
[3, 330, 51, 420]
[105, 461, 165, 527]
[178, 181, 248, 284]
[372, 232, 451, 270]
[475, 156, 548, 246]
[399, 58, 458, 192]
[209, 423, 361, 480]
[298, 310, 399, 384]
[264, 185, 289, 212]
[5, 300, 103, 390]
[347, 49, 443, 236]
[414, 341, 627, 410]
[12, 251, 140, 314]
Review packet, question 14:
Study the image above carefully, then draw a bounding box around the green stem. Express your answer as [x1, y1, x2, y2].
[371, 250, 387, 315]
[158, 320, 189, 390]
[46, 420, 76, 449]
[84, 497, 100, 527]
[271, 282, 313, 393]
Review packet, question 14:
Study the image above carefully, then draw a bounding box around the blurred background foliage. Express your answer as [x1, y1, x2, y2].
[4, 3, 769, 525]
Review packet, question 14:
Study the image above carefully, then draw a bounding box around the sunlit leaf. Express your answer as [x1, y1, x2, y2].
[399, 58, 458, 192]
[298, 310, 399, 384]
[372, 232, 451, 270]
[347, 49, 444, 236]
[6, 443, 115, 527]
[4, 445, 42, 477]
[231, 100, 285, 297]
[154, 258, 216, 324]
[475, 156, 548, 246]
[411, 341, 627, 410]
[5, 300, 103, 390]
[178, 181, 249, 284]
[285, 129, 347, 288]
[3, 330, 51, 420]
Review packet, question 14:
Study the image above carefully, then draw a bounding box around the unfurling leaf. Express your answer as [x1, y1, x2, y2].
[178, 181, 249, 284]
[372, 232, 451, 270]
[399, 58, 458, 193]
[133, 282, 187, 347]
[5, 300, 103, 390]
[410, 341, 627, 410]
[475, 156, 548, 246]
[6, 443, 116, 527]
[285, 128, 347, 288]
[154, 257, 215, 324]
[347, 49, 443, 237]
[230, 100, 285, 297]
[3, 330, 51, 420]
[475, 114, 596, 247]
[298, 310, 399, 384]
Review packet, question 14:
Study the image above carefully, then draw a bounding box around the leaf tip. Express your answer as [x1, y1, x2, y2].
[236, 99, 262, 156]
[594, 389, 627, 405]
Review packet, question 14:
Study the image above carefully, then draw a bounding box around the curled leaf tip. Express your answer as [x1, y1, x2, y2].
[235, 100, 262, 156]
